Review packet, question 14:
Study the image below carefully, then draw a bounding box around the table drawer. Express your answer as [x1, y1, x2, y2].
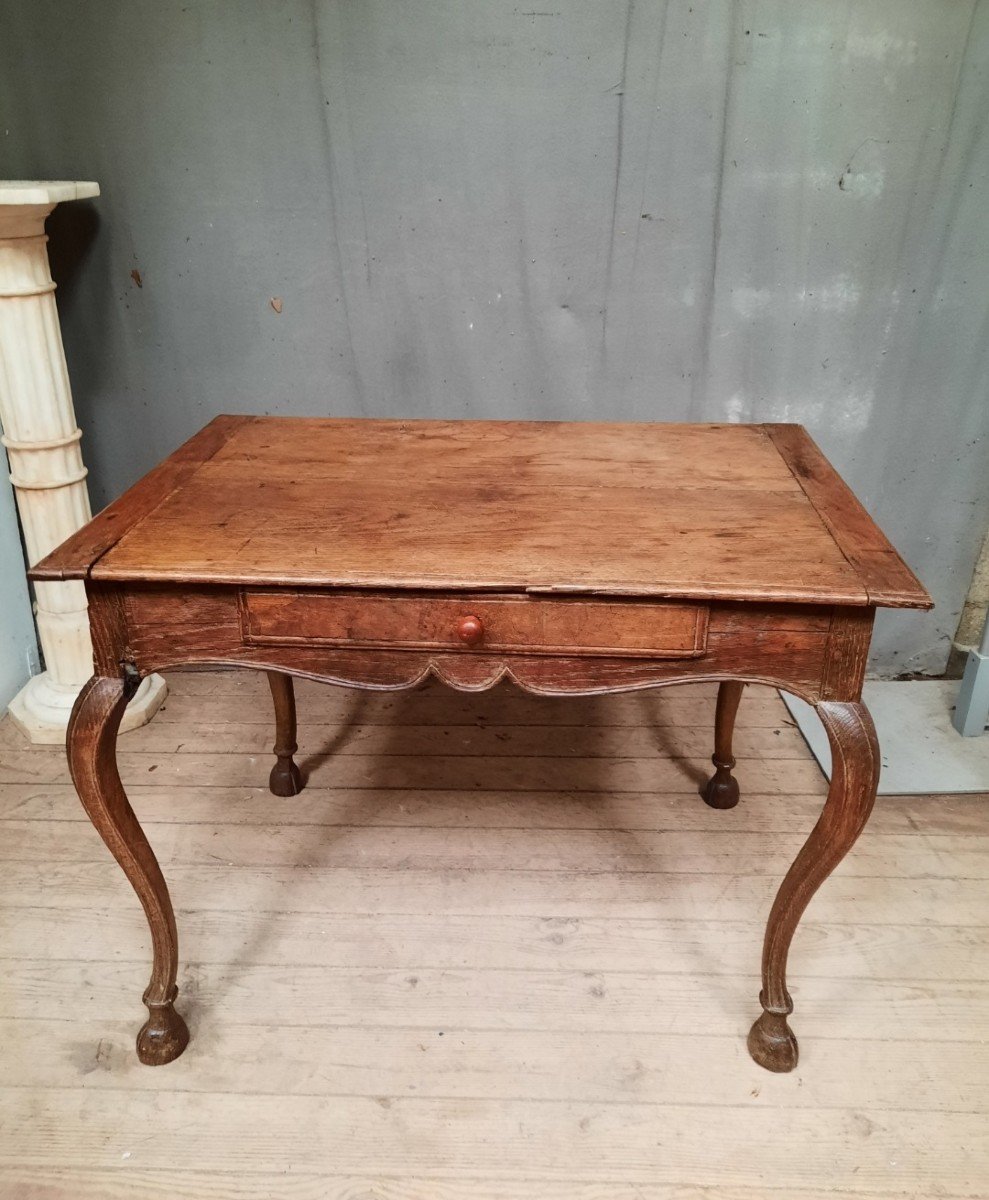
[242, 591, 709, 659]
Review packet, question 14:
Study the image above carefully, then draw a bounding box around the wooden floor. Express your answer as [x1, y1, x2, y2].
[1, 671, 987, 1199]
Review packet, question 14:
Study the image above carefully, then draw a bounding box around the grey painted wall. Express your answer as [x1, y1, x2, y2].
[2, 0, 987, 674]
[0, 469, 37, 708]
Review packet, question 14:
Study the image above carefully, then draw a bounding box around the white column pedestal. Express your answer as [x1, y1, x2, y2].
[0, 181, 166, 743]
[8, 670, 164, 743]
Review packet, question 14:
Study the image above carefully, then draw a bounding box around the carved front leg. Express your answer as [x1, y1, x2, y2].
[67, 675, 190, 1065]
[748, 700, 880, 1071]
[266, 671, 304, 796]
[702, 680, 744, 809]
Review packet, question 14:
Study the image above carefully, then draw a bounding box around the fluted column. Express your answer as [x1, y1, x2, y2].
[0, 181, 166, 743]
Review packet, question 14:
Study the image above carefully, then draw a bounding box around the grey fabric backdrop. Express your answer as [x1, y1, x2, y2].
[2, 0, 987, 674]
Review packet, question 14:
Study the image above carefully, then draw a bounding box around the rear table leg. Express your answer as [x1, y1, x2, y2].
[267, 671, 304, 796]
[702, 680, 744, 809]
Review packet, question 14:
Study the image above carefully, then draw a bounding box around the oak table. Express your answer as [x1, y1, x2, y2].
[32, 417, 931, 1072]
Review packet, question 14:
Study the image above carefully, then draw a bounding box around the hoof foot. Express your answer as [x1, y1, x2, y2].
[137, 992, 190, 1065]
[747, 1010, 798, 1073]
[269, 759, 304, 797]
[702, 768, 739, 810]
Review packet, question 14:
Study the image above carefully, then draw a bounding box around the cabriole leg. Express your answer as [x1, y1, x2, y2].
[267, 671, 304, 796]
[702, 680, 744, 809]
[748, 700, 880, 1072]
[67, 674, 190, 1065]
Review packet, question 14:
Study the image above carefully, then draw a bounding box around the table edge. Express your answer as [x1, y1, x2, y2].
[29, 414, 253, 582]
[763, 424, 932, 611]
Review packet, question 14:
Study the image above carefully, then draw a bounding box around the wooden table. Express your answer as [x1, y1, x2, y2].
[33, 416, 931, 1073]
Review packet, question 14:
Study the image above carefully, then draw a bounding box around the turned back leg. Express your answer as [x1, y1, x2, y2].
[267, 671, 304, 796]
[702, 680, 744, 809]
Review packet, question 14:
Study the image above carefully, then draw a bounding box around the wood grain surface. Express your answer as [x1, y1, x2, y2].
[31, 418, 931, 609]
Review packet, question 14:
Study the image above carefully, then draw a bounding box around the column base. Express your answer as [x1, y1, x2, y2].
[8, 671, 167, 744]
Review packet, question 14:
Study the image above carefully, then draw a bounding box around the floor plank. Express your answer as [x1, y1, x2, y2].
[6, 960, 988, 1041]
[7, 1019, 987, 1112]
[1, 818, 984, 878]
[2, 1090, 985, 1191]
[2, 862, 985, 925]
[0, 748, 829, 792]
[0, 1173, 974, 1200]
[2, 907, 984, 981]
[6, 782, 989, 835]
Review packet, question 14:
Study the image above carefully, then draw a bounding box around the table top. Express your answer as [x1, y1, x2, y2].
[33, 416, 931, 609]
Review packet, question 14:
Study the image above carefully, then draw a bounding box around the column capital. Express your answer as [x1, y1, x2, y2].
[0, 180, 99, 206]
[0, 182, 99, 237]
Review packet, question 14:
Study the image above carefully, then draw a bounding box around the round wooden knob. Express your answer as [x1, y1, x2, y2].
[456, 615, 484, 646]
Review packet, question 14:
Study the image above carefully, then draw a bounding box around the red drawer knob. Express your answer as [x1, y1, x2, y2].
[456, 615, 484, 646]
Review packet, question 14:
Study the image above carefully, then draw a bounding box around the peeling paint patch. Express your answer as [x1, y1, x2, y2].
[798, 275, 860, 312]
[843, 32, 918, 64]
[731, 287, 771, 319]
[765, 389, 874, 434]
[838, 166, 885, 197]
[731, 276, 861, 318]
[833, 394, 875, 434]
[724, 394, 747, 423]
[743, 168, 836, 190]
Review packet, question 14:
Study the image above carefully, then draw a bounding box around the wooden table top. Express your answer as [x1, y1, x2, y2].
[33, 416, 931, 609]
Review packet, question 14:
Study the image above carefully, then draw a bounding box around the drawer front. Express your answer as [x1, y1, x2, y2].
[242, 591, 708, 659]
